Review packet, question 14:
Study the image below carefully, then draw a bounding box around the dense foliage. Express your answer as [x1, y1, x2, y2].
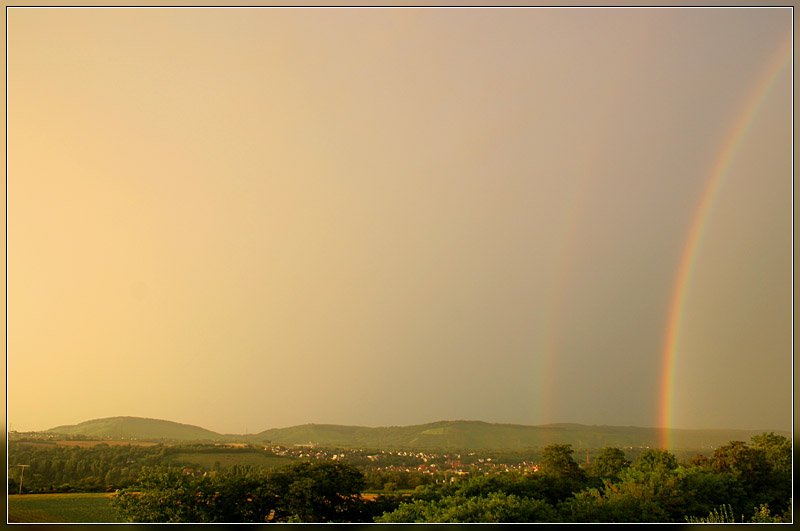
[378, 434, 792, 523]
[111, 462, 372, 523]
[6, 442, 294, 493]
[8, 432, 792, 523]
[7, 442, 168, 492]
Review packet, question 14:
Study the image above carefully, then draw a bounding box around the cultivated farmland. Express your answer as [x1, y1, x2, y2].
[7, 493, 123, 523]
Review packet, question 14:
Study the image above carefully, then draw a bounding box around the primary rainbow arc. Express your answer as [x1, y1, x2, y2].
[657, 36, 791, 449]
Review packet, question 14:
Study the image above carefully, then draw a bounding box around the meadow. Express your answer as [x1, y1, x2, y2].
[166, 450, 294, 469]
[7, 493, 123, 523]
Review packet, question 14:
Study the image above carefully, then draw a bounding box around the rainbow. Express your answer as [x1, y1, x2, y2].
[657, 36, 791, 449]
[536, 178, 589, 423]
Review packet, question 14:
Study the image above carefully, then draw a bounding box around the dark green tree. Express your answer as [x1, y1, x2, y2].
[540, 444, 585, 482]
[611, 449, 683, 521]
[268, 461, 366, 522]
[750, 433, 790, 474]
[628, 448, 677, 478]
[590, 447, 630, 481]
[709, 440, 773, 514]
[557, 488, 612, 522]
[677, 467, 746, 520]
[747, 434, 791, 515]
[521, 445, 586, 504]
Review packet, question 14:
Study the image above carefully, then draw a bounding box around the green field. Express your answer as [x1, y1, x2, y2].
[167, 450, 295, 469]
[7, 493, 123, 523]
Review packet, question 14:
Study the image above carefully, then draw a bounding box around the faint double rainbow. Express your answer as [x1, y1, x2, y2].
[657, 35, 791, 449]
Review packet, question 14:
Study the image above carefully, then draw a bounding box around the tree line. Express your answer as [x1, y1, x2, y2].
[7, 443, 169, 492]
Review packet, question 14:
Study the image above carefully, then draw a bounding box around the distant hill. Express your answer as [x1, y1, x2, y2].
[251, 420, 785, 450]
[47, 416, 226, 442]
[46, 416, 787, 450]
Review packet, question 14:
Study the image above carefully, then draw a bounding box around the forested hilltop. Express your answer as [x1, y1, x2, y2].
[42, 416, 787, 450]
[47, 416, 226, 441]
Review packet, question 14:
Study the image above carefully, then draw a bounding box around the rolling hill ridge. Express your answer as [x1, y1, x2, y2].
[44, 416, 787, 450]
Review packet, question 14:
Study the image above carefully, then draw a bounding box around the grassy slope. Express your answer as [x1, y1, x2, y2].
[7, 493, 123, 523]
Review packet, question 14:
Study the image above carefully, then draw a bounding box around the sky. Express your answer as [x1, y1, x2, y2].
[6, 6, 792, 436]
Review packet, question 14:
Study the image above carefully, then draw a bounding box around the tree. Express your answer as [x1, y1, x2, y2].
[710, 441, 768, 477]
[709, 440, 772, 512]
[749, 433, 790, 475]
[688, 453, 710, 468]
[112, 469, 222, 522]
[628, 448, 677, 478]
[590, 448, 629, 481]
[612, 449, 684, 521]
[677, 467, 746, 520]
[268, 461, 366, 522]
[534, 444, 588, 504]
[558, 481, 678, 523]
[748, 434, 791, 515]
[557, 488, 612, 522]
[540, 444, 585, 482]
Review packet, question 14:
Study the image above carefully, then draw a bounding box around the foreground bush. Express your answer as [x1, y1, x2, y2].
[377, 492, 558, 523]
[111, 462, 367, 523]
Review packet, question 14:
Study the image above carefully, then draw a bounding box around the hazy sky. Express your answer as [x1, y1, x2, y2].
[6, 6, 791, 435]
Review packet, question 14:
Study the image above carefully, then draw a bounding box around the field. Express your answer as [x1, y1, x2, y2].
[7, 493, 123, 523]
[55, 439, 159, 448]
[166, 450, 295, 469]
[12, 439, 159, 448]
